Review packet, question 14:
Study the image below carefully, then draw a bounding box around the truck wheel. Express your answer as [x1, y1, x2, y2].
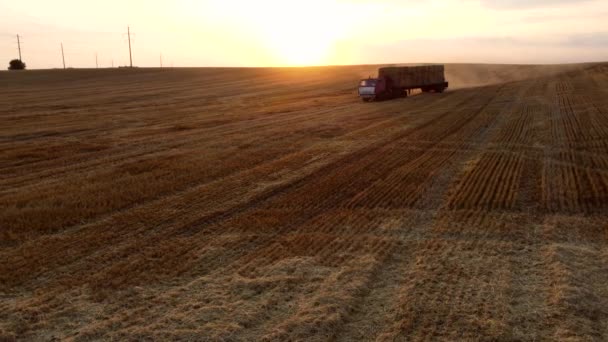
[436, 86, 445, 93]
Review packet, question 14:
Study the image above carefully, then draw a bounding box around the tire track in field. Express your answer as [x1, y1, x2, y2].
[0, 94, 401, 236]
[169, 90, 483, 237]
[0, 88, 472, 288]
[10, 86, 498, 336]
[543, 71, 608, 213]
[333, 79, 535, 341]
[1, 90, 465, 243]
[335, 76, 546, 341]
[0, 87, 484, 336]
[164, 83, 524, 336]
[5, 64, 608, 340]
[235, 84, 512, 340]
[367, 68, 608, 341]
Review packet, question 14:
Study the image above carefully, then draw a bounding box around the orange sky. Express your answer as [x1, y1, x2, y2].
[1, 0, 607, 69]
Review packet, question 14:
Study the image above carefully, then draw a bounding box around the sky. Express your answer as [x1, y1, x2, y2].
[0, 0, 607, 69]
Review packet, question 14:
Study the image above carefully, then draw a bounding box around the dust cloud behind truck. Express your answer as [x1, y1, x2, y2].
[358, 65, 449, 101]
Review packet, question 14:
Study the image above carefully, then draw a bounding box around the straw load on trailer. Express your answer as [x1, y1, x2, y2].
[359, 65, 449, 101]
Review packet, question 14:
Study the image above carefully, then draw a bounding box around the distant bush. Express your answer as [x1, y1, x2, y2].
[8, 59, 26, 70]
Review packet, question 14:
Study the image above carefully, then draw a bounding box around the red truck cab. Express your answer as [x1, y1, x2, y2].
[358, 77, 387, 101]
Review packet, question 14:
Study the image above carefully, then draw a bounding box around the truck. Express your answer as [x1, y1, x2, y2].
[358, 65, 448, 101]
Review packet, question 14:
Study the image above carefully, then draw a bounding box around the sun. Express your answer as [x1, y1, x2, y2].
[250, 1, 350, 66]
[189, 0, 357, 66]
[265, 27, 336, 66]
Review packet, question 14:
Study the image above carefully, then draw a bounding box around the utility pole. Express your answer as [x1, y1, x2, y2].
[95, 53, 98, 68]
[127, 26, 133, 68]
[160, 53, 163, 68]
[61, 43, 66, 69]
[16, 34, 22, 61]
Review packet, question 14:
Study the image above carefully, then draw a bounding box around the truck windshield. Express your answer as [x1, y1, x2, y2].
[360, 79, 377, 87]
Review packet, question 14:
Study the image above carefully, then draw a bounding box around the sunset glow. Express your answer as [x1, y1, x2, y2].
[261, 5, 345, 66]
[0, 0, 607, 68]
[236, 1, 353, 65]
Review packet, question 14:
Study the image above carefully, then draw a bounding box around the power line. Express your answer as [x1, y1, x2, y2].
[11, 27, 149, 69]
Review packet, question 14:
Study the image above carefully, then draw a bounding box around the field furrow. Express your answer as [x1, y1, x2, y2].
[2, 63, 608, 340]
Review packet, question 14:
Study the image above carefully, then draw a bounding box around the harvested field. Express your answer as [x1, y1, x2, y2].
[1, 62, 608, 340]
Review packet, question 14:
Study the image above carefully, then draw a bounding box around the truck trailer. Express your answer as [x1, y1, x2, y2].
[358, 65, 448, 101]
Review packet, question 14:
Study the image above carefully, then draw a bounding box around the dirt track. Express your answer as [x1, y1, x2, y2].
[1, 63, 608, 340]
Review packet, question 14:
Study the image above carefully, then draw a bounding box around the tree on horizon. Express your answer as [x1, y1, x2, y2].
[8, 59, 26, 70]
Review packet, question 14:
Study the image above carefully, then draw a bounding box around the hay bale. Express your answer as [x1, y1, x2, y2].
[379, 65, 445, 88]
